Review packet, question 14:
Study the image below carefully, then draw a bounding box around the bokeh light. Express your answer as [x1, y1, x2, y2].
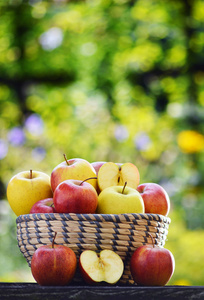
[0, 0, 204, 286]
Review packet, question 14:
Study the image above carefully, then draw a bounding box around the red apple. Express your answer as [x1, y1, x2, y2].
[79, 249, 124, 284]
[30, 198, 56, 214]
[53, 179, 98, 214]
[137, 182, 170, 216]
[50, 154, 97, 192]
[31, 233, 77, 286]
[130, 234, 175, 286]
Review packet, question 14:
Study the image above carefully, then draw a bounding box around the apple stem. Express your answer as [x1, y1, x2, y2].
[147, 232, 155, 248]
[79, 177, 97, 186]
[30, 169, 32, 179]
[63, 154, 70, 166]
[52, 232, 57, 248]
[122, 181, 127, 194]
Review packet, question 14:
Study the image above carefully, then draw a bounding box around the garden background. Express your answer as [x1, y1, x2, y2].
[0, 0, 204, 285]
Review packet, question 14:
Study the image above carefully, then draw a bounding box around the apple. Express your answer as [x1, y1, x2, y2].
[97, 162, 140, 192]
[91, 162, 123, 176]
[6, 170, 53, 216]
[91, 161, 123, 194]
[53, 178, 98, 214]
[91, 161, 106, 175]
[137, 183, 170, 216]
[30, 198, 56, 214]
[91, 161, 107, 194]
[79, 249, 124, 285]
[97, 182, 144, 214]
[130, 233, 175, 286]
[50, 154, 97, 192]
[31, 232, 77, 286]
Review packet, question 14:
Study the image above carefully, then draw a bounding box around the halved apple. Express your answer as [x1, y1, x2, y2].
[97, 162, 140, 192]
[79, 249, 124, 285]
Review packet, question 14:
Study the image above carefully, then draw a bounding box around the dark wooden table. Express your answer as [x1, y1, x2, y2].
[1, 283, 204, 300]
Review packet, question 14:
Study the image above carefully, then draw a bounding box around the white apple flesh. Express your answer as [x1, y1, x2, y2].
[98, 162, 140, 192]
[79, 249, 124, 285]
[91, 161, 106, 175]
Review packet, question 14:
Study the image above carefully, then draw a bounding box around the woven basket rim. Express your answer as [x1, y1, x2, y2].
[16, 212, 171, 224]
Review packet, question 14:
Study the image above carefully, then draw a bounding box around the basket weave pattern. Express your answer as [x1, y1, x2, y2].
[16, 212, 171, 285]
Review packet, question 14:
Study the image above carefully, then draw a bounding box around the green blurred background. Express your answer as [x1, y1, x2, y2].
[0, 0, 204, 285]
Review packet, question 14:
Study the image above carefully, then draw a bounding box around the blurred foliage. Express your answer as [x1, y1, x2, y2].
[0, 0, 204, 285]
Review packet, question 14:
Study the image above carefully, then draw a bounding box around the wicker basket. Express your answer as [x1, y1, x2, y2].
[16, 212, 171, 285]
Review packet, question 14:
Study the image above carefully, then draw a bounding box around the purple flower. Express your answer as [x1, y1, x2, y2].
[114, 125, 129, 142]
[32, 147, 46, 162]
[134, 132, 151, 150]
[7, 127, 25, 146]
[0, 139, 8, 159]
[25, 114, 44, 136]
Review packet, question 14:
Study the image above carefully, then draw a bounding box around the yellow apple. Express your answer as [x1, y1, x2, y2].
[97, 183, 144, 214]
[7, 170, 53, 216]
[97, 162, 140, 192]
[50, 155, 97, 192]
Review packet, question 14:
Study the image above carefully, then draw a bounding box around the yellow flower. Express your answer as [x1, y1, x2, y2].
[173, 279, 191, 286]
[177, 130, 204, 153]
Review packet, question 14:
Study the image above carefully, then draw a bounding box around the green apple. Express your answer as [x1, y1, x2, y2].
[97, 182, 144, 214]
[7, 170, 53, 216]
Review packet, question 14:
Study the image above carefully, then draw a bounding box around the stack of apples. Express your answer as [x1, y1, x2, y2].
[7, 155, 171, 216]
[6, 155, 174, 286]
